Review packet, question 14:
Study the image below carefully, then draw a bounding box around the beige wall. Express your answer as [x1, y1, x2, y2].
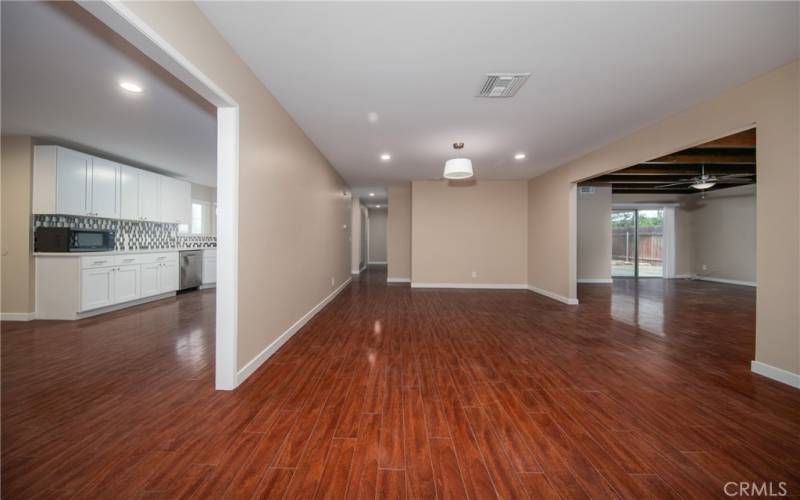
[191, 183, 216, 203]
[412, 180, 527, 285]
[121, 2, 351, 372]
[387, 184, 411, 280]
[368, 209, 387, 263]
[1, 136, 35, 315]
[687, 184, 756, 283]
[527, 61, 799, 375]
[577, 187, 611, 280]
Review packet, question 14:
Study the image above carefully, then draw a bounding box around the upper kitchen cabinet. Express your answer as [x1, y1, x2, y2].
[159, 175, 191, 225]
[34, 145, 191, 224]
[89, 157, 120, 219]
[33, 145, 119, 218]
[120, 165, 162, 222]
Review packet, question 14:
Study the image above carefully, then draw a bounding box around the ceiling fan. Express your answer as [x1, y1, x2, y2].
[655, 165, 753, 191]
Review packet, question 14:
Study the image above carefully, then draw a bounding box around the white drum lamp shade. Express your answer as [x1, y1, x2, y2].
[443, 158, 473, 179]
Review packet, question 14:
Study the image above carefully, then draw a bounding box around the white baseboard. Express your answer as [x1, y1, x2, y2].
[411, 282, 528, 290]
[351, 268, 361, 275]
[677, 274, 756, 287]
[0, 312, 35, 321]
[751, 361, 800, 389]
[577, 278, 613, 284]
[368, 261, 387, 265]
[236, 277, 353, 385]
[387, 277, 411, 283]
[199, 283, 216, 290]
[527, 285, 579, 305]
[360, 265, 367, 272]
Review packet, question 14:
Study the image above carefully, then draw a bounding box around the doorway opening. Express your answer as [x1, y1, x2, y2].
[611, 208, 664, 278]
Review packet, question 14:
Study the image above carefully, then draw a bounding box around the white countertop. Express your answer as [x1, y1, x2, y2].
[34, 247, 216, 257]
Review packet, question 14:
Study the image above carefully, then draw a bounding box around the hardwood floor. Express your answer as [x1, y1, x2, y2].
[3, 267, 800, 499]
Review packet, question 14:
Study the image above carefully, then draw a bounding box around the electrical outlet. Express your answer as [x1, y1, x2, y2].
[471, 271, 478, 278]
[702, 264, 708, 271]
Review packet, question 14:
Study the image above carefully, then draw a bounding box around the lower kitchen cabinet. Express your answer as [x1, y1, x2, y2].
[36, 251, 180, 320]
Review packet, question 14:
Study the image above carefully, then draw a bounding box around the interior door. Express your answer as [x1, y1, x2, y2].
[89, 157, 120, 219]
[56, 147, 90, 216]
[611, 210, 637, 277]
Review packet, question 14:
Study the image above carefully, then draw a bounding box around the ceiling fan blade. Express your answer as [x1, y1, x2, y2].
[718, 173, 756, 177]
[655, 181, 692, 189]
[713, 179, 753, 184]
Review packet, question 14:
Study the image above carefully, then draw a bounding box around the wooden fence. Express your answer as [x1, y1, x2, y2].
[612, 227, 663, 264]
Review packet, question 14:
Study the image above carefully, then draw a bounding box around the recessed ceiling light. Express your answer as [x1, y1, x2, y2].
[380, 154, 391, 161]
[369, 192, 375, 197]
[119, 81, 143, 93]
[376, 205, 381, 208]
[514, 153, 526, 160]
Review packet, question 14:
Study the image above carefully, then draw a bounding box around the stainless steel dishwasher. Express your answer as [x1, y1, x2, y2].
[179, 250, 203, 291]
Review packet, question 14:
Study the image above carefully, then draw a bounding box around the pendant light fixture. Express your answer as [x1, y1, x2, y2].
[443, 142, 473, 180]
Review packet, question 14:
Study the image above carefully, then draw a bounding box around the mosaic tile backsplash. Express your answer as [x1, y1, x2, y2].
[34, 215, 216, 251]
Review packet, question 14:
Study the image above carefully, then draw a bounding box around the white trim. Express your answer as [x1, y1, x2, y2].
[527, 285, 580, 305]
[0, 312, 35, 321]
[351, 268, 361, 275]
[80, 1, 242, 391]
[613, 203, 680, 209]
[215, 107, 240, 390]
[359, 264, 367, 272]
[368, 261, 387, 265]
[751, 361, 800, 389]
[577, 278, 613, 284]
[411, 282, 528, 290]
[679, 275, 757, 287]
[663, 207, 676, 278]
[387, 277, 411, 283]
[236, 277, 352, 385]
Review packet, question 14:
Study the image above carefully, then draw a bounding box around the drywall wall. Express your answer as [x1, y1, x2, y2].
[687, 184, 756, 283]
[577, 187, 612, 280]
[191, 183, 216, 203]
[527, 60, 798, 376]
[0, 136, 35, 316]
[119, 1, 352, 373]
[387, 184, 411, 281]
[412, 180, 527, 286]
[611, 192, 694, 276]
[368, 209, 387, 263]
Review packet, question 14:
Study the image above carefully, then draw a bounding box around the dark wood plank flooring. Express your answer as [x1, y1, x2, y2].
[3, 267, 800, 498]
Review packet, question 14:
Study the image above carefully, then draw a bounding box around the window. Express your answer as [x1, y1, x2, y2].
[189, 200, 216, 235]
[191, 202, 204, 234]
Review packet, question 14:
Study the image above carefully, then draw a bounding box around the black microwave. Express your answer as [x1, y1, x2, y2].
[35, 227, 116, 252]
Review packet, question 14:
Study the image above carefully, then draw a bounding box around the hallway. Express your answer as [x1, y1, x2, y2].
[2, 267, 799, 498]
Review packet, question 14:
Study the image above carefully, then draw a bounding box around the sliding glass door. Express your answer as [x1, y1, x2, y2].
[611, 209, 664, 278]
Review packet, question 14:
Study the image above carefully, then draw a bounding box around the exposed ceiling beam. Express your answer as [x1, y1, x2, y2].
[610, 165, 755, 176]
[645, 149, 755, 164]
[612, 188, 696, 194]
[693, 129, 756, 149]
[585, 174, 756, 185]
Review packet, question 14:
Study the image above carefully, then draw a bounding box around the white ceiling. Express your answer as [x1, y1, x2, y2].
[1, 2, 217, 186]
[199, 1, 798, 200]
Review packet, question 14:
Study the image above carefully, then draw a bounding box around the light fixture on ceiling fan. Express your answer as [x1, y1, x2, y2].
[443, 142, 473, 180]
[655, 164, 753, 192]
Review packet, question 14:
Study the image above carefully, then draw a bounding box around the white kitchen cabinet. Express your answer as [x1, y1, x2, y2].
[89, 157, 120, 219]
[202, 249, 217, 285]
[119, 165, 140, 220]
[81, 267, 115, 311]
[120, 166, 162, 222]
[159, 260, 179, 293]
[114, 264, 140, 303]
[139, 170, 162, 222]
[159, 176, 191, 224]
[140, 262, 161, 298]
[55, 147, 91, 216]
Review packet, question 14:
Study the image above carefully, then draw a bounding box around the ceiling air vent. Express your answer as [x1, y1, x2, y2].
[477, 73, 531, 98]
[579, 186, 596, 194]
